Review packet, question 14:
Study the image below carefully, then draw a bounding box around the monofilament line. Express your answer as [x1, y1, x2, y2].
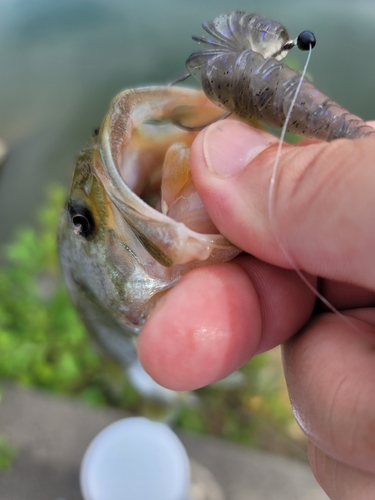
[268, 46, 312, 222]
[267, 45, 360, 331]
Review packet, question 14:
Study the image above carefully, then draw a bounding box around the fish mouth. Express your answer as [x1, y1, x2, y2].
[102, 87, 222, 235]
[98, 86, 239, 266]
[122, 131, 220, 236]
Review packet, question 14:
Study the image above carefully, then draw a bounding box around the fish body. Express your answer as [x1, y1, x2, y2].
[58, 87, 239, 365]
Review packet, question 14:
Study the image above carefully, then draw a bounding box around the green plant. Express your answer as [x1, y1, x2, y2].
[0, 435, 17, 470]
[0, 187, 117, 401]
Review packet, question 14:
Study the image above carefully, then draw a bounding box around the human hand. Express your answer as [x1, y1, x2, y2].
[138, 119, 375, 498]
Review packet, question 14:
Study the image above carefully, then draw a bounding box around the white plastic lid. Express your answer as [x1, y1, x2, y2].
[80, 417, 191, 500]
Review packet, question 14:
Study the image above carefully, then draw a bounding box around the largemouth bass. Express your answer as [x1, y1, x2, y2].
[58, 87, 240, 367]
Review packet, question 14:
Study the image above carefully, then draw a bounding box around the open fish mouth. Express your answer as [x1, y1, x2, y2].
[58, 86, 241, 346]
[98, 86, 240, 266]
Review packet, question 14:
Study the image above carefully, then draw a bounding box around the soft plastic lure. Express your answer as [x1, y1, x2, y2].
[185, 11, 374, 140]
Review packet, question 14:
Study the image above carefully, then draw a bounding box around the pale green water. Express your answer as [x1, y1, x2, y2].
[0, 0, 374, 246]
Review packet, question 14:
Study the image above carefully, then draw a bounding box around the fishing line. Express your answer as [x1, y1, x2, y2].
[268, 45, 360, 331]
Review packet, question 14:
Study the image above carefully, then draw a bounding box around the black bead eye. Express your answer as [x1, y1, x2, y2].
[68, 200, 95, 238]
[297, 31, 316, 51]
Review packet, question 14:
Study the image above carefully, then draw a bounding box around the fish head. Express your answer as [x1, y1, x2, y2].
[59, 87, 240, 364]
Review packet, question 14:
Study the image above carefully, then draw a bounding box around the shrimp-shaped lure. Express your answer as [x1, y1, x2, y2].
[185, 11, 374, 140]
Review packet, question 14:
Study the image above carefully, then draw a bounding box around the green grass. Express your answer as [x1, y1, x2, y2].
[0, 186, 303, 460]
[0, 435, 17, 470]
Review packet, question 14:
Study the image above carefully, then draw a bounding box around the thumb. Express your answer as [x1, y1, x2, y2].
[190, 119, 375, 290]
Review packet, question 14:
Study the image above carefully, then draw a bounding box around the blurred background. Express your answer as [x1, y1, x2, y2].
[0, 0, 375, 469]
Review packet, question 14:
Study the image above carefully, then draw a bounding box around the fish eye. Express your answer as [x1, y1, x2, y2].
[68, 200, 95, 237]
[297, 30, 316, 51]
